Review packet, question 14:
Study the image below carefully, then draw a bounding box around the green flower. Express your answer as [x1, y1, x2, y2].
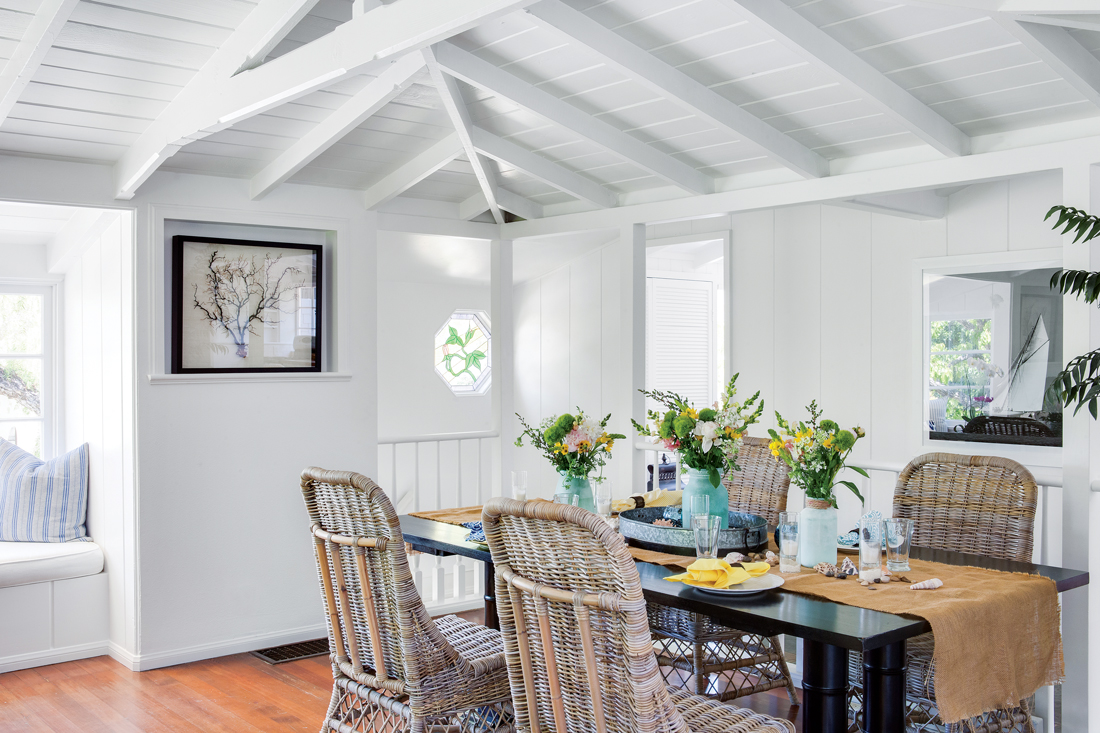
[544, 413, 575, 444]
[658, 410, 676, 439]
[698, 408, 717, 422]
[673, 415, 695, 438]
[835, 429, 856, 451]
[819, 419, 838, 432]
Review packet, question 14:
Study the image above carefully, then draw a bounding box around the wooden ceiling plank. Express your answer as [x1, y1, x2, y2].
[250, 52, 424, 199]
[433, 39, 713, 194]
[526, 0, 829, 177]
[113, 0, 534, 200]
[997, 17, 1100, 108]
[363, 132, 462, 209]
[236, 0, 320, 72]
[470, 125, 617, 207]
[424, 45, 505, 222]
[0, 0, 80, 125]
[718, 0, 971, 158]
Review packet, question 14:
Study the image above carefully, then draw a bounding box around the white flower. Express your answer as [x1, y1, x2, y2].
[693, 420, 719, 453]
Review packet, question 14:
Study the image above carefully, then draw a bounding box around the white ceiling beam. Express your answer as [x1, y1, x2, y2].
[526, 0, 828, 178]
[470, 126, 618, 208]
[236, 0, 321, 73]
[433, 41, 714, 195]
[47, 210, 122, 274]
[719, 0, 970, 158]
[0, 0, 80, 125]
[495, 186, 544, 220]
[250, 53, 425, 200]
[1011, 15, 1100, 32]
[1000, 2, 1100, 12]
[459, 191, 490, 220]
[424, 47, 505, 223]
[837, 190, 948, 220]
[996, 17, 1100, 108]
[363, 133, 463, 209]
[113, 0, 534, 200]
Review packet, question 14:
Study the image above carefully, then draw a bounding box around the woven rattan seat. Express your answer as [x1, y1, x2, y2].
[648, 436, 799, 703]
[301, 468, 513, 733]
[848, 453, 1039, 733]
[482, 497, 794, 733]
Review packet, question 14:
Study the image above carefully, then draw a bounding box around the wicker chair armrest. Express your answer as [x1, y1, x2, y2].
[464, 651, 507, 677]
[668, 687, 795, 733]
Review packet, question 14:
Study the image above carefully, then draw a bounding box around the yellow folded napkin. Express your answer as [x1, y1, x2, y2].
[611, 489, 683, 514]
[665, 558, 750, 589]
[739, 561, 772, 577]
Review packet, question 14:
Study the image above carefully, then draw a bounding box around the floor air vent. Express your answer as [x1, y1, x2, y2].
[250, 638, 330, 664]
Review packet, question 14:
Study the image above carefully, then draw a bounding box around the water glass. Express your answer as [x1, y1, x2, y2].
[859, 516, 883, 581]
[553, 492, 579, 506]
[778, 511, 800, 573]
[511, 470, 527, 502]
[885, 518, 914, 572]
[685, 494, 709, 528]
[595, 480, 613, 521]
[692, 514, 721, 559]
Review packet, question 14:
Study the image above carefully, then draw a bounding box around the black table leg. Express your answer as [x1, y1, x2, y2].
[802, 640, 849, 733]
[862, 641, 906, 733]
[482, 559, 498, 630]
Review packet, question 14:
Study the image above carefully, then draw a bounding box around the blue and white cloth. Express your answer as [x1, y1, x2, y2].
[462, 521, 486, 544]
[0, 439, 90, 542]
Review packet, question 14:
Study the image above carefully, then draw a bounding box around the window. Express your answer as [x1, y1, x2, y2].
[434, 311, 491, 395]
[924, 268, 1061, 447]
[0, 287, 51, 458]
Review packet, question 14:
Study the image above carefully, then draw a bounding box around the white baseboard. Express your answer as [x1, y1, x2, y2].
[425, 598, 484, 618]
[116, 623, 329, 671]
[0, 641, 109, 674]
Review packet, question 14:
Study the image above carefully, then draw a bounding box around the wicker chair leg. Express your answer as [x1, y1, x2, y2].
[693, 639, 709, 696]
[321, 676, 341, 733]
[768, 636, 800, 706]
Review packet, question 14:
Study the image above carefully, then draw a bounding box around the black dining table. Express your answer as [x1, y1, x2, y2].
[399, 514, 1088, 733]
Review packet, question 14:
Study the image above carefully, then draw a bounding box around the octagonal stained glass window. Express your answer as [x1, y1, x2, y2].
[434, 310, 491, 395]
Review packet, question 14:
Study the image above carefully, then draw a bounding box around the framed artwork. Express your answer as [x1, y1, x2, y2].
[171, 235, 322, 373]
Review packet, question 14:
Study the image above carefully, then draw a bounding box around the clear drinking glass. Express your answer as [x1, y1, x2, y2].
[511, 470, 527, 501]
[692, 514, 721, 559]
[778, 511, 800, 573]
[859, 516, 883, 581]
[553, 492, 578, 506]
[595, 480, 613, 520]
[885, 518, 914, 572]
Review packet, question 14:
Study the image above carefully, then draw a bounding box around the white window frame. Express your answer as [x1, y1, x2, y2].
[914, 249, 1062, 463]
[0, 282, 59, 459]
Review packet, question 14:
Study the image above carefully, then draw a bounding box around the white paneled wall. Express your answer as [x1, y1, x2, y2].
[63, 212, 136, 654]
[514, 245, 624, 499]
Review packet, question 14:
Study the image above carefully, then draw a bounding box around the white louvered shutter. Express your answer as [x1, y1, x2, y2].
[646, 277, 716, 414]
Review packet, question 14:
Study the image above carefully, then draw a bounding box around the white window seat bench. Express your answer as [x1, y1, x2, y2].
[0, 541, 109, 673]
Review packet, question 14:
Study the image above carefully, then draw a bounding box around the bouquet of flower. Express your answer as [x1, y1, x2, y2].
[632, 374, 764, 489]
[514, 410, 625, 480]
[767, 401, 867, 507]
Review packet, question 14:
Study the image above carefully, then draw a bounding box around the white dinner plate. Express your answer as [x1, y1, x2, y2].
[692, 573, 784, 596]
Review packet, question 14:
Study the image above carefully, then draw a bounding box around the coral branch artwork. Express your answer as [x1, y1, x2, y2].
[172, 236, 322, 374]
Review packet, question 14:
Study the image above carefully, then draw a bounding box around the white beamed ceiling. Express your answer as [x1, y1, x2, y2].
[0, 0, 1098, 218]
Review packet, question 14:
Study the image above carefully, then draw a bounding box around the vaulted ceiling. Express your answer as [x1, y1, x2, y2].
[0, 0, 1098, 222]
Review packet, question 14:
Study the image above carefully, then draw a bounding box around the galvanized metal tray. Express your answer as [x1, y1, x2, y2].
[618, 507, 769, 557]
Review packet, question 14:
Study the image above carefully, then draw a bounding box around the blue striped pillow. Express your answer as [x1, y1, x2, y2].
[0, 439, 90, 542]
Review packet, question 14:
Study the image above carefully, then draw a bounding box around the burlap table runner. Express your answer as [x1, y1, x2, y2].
[771, 558, 1063, 723]
[409, 506, 1063, 722]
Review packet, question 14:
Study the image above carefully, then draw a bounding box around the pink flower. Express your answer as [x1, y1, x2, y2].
[974, 395, 993, 403]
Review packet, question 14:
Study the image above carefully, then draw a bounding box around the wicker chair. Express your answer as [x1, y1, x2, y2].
[301, 467, 513, 733]
[848, 453, 1039, 733]
[481, 497, 795, 733]
[648, 437, 799, 704]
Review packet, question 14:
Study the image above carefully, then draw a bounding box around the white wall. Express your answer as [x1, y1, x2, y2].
[62, 212, 136, 654]
[0, 243, 48, 279]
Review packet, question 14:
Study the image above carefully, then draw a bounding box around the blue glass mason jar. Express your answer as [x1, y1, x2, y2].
[681, 466, 729, 529]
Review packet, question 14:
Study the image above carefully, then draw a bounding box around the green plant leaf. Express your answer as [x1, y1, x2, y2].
[838, 480, 864, 504]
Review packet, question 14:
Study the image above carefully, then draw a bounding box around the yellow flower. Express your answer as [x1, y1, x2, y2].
[823, 436, 834, 449]
[681, 407, 699, 419]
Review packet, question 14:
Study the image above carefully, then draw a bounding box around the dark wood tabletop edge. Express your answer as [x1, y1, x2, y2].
[908, 545, 1090, 593]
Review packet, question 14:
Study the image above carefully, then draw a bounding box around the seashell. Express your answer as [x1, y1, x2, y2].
[860, 580, 869, 586]
[726, 552, 747, 564]
[839, 557, 857, 575]
[880, 576, 890, 583]
[836, 572, 847, 580]
[881, 568, 891, 576]
[910, 578, 943, 590]
[764, 551, 779, 566]
[652, 519, 675, 527]
[897, 576, 911, 583]
[873, 578, 881, 583]
[814, 562, 838, 576]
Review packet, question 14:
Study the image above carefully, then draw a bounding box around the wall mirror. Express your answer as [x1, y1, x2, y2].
[923, 259, 1063, 448]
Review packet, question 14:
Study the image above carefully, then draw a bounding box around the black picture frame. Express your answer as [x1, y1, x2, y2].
[171, 235, 323, 374]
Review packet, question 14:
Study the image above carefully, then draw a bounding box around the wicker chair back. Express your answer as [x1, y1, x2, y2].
[722, 436, 791, 525]
[892, 453, 1038, 563]
[482, 497, 691, 733]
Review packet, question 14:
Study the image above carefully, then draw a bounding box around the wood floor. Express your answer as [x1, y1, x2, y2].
[0, 611, 801, 732]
